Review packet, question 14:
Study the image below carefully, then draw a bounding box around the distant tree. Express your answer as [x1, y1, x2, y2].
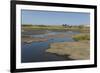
[78, 25, 84, 29]
[38, 25, 47, 27]
[62, 24, 65, 27]
[62, 24, 68, 27]
[22, 24, 33, 27]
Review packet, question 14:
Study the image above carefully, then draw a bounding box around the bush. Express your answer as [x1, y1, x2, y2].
[72, 34, 90, 41]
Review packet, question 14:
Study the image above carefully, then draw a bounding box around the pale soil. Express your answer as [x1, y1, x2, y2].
[22, 37, 48, 43]
[47, 34, 74, 38]
[21, 33, 74, 43]
[46, 41, 90, 60]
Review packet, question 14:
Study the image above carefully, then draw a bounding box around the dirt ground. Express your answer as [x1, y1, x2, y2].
[46, 41, 90, 60]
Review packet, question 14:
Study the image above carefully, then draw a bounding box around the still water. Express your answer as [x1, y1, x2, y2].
[21, 31, 79, 63]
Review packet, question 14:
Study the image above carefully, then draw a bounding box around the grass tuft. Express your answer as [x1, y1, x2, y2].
[72, 34, 90, 41]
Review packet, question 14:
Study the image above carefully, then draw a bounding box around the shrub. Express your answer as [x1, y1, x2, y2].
[72, 34, 90, 41]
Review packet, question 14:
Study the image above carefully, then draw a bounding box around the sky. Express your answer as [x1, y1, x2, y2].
[21, 10, 90, 25]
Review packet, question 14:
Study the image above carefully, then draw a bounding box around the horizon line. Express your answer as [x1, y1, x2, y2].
[22, 24, 90, 25]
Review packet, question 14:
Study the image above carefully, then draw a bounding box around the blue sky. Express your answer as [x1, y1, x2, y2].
[21, 10, 90, 25]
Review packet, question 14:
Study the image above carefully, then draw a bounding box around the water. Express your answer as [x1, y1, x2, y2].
[21, 31, 79, 63]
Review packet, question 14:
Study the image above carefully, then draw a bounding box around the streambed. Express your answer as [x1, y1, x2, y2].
[21, 30, 80, 63]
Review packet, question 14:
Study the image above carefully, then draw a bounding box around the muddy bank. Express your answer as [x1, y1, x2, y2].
[46, 41, 90, 60]
[22, 33, 75, 43]
[22, 30, 47, 35]
[22, 37, 48, 43]
[47, 34, 74, 38]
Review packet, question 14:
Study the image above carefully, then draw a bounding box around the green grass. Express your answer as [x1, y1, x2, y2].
[72, 34, 90, 41]
[22, 24, 90, 32]
[22, 25, 67, 30]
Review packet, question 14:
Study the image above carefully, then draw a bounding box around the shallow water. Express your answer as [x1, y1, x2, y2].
[21, 30, 79, 63]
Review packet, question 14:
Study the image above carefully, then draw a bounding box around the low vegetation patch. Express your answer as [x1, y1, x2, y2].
[72, 34, 90, 41]
[22, 24, 90, 32]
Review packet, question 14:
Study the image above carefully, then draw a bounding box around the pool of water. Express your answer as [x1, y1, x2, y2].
[21, 31, 79, 63]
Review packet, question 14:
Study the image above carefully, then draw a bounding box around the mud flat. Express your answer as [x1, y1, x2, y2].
[22, 37, 48, 43]
[46, 41, 90, 60]
[47, 34, 74, 38]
